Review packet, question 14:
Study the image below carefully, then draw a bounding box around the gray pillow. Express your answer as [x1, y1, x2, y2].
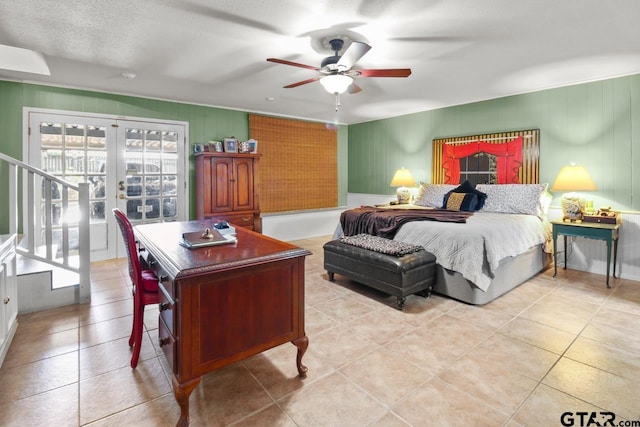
[414, 182, 456, 207]
[477, 183, 549, 217]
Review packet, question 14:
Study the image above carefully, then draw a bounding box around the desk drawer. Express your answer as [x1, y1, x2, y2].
[158, 316, 175, 368]
[158, 282, 175, 336]
[147, 256, 175, 300]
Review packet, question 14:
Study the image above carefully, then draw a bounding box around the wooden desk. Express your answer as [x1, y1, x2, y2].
[551, 220, 621, 288]
[135, 221, 311, 426]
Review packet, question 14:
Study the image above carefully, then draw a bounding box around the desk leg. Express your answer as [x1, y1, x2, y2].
[605, 238, 612, 289]
[173, 376, 201, 427]
[553, 229, 558, 277]
[613, 238, 619, 279]
[292, 335, 309, 378]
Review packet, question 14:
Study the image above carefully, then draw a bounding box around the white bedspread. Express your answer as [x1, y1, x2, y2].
[392, 212, 549, 291]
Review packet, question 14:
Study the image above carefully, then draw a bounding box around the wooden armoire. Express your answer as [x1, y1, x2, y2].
[195, 152, 261, 232]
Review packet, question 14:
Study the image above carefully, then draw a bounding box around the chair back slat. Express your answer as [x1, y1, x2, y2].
[113, 208, 142, 284]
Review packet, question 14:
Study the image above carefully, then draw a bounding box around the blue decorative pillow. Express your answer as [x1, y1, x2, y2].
[446, 180, 487, 210]
[443, 192, 479, 211]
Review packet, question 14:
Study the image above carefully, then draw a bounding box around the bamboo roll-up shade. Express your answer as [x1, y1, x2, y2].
[432, 129, 540, 184]
[249, 114, 338, 213]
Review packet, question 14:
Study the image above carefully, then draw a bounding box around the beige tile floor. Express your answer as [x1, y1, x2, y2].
[1, 235, 639, 426]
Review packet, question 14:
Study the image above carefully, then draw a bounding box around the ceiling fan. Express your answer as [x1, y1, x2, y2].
[267, 38, 411, 96]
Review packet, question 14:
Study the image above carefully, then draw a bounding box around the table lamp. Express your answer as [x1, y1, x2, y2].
[551, 163, 597, 221]
[390, 167, 416, 204]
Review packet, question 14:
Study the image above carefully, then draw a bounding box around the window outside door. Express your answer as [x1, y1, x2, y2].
[28, 111, 188, 261]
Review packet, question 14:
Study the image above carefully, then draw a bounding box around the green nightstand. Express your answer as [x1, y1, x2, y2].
[552, 220, 621, 288]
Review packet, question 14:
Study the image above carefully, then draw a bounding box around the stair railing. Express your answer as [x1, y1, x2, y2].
[1, 152, 90, 303]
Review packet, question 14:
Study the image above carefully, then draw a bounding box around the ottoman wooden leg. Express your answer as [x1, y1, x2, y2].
[417, 285, 433, 299]
[327, 272, 335, 281]
[396, 297, 406, 310]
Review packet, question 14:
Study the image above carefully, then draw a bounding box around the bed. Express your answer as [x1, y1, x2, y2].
[336, 183, 552, 304]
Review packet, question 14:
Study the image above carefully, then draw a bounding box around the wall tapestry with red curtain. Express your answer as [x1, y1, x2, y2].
[431, 129, 540, 185]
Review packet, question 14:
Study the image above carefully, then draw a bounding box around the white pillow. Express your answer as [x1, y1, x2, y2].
[413, 182, 457, 208]
[476, 183, 549, 217]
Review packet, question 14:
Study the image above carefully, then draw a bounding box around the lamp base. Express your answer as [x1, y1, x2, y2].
[561, 196, 583, 221]
[396, 187, 411, 204]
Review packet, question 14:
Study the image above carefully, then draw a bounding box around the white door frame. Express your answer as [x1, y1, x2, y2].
[23, 107, 190, 260]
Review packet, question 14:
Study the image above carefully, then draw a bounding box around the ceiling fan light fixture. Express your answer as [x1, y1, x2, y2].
[320, 74, 353, 94]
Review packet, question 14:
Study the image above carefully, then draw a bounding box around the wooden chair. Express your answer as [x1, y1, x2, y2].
[113, 208, 160, 368]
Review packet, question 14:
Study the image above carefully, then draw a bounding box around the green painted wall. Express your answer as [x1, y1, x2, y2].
[2, 73, 638, 234]
[349, 74, 640, 212]
[0, 81, 348, 232]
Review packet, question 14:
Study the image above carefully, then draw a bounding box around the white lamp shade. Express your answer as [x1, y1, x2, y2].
[551, 165, 597, 191]
[390, 168, 416, 187]
[320, 74, 353, 94]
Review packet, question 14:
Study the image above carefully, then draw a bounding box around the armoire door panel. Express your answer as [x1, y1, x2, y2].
[233, 158, 254, 211]
[213, 158, 233, 211]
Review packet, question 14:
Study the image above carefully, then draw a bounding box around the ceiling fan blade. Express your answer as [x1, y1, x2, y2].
[348, 83, 362, 94]
[267, 58, 319, 71]
[283, 76, 320, 88]
[336, 41, 371, 70]
[357, 68, 412, 78]
[390, 36, 468, 42]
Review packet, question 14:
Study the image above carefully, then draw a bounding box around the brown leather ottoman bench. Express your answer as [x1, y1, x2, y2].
[323, 234, 437, 310]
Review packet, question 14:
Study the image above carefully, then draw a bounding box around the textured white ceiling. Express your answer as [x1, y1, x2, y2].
[1, 0, 640, 124]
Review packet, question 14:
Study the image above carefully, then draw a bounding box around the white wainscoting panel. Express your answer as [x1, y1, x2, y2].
[262, 208, 345, 242]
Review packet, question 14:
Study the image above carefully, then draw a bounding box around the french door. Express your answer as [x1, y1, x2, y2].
[27, 111, 188, 261]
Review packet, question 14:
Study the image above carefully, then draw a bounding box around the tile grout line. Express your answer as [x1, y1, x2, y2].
[504, 280, 618, 425]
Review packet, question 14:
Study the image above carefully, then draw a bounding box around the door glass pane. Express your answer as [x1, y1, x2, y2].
[126, 176, 142, 197]
[145, 131, 161, 152]
[65, 150, 85, 174]
[124, 127, 180, 223]
[146, 199, 160, 219]
[163, 176, 177, 196]
[41, 149, 63, 174]
[89, 175, 106, 220]
[163, 131, 177, 152]
[127, 199, 142, 220]
[65, 124, 86, 149]
[87, 126, 106, 150]
[40, 123, 63, 149]
[38, 120, 109, 260]
[145, 176, 160, 196]
[87, 151, 106, 174]
[163, 197, 177, 218]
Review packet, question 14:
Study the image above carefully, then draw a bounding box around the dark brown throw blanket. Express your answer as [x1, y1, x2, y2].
[340, 206, 473, 239]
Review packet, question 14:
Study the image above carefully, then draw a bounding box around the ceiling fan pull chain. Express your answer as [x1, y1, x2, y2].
[335, 93, 341, 112]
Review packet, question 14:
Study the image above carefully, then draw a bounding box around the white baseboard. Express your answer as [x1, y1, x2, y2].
[347, 193, 396, 207]
[262, 208, 345, 242]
